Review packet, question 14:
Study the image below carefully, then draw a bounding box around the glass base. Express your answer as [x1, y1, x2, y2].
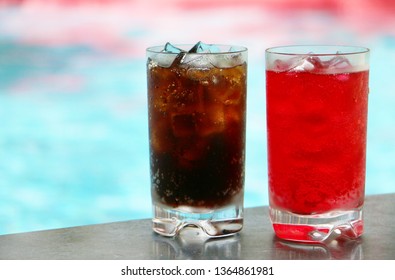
[152, 203, 243, 238]
[270, 207, 363, 243]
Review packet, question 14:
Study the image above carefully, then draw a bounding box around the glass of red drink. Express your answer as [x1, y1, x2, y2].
[265, 45, 370, 242]
[146, 43, 247, 237]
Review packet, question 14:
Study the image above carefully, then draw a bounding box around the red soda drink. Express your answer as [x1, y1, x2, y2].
[266, 46, 370, 242]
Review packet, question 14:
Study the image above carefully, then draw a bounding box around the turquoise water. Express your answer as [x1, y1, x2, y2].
[0, 42, 152, 233]
[1, 2, 395, 235]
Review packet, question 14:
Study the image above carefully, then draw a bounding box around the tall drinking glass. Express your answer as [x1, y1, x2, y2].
[147, 43, 247, 237]
[265, 45, 370, 242]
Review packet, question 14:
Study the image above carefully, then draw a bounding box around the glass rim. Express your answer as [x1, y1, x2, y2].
[265, 45, 370, 56]
[146, 44, 248, 55]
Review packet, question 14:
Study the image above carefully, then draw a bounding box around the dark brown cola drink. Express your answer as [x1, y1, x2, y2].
[147, 43, 247, 237]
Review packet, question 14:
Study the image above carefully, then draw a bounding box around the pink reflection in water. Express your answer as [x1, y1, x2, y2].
[0, 0, 393, 53]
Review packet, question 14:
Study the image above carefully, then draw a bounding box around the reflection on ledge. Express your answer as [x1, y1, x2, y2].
[152, 227, 241, 259]
[272, 236, 363, 260]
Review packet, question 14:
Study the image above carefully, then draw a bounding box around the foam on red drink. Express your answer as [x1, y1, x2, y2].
[147, 47, 247, 209]
[266, 69, 368, 215]
[266, 69, 369, 215]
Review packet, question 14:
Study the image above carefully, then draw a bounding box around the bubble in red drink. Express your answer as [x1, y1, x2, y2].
[147, 43, 247, 237]
[266, 46, 370, 242]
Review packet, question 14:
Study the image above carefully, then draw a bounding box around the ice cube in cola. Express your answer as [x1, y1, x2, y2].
[163, 42, 184, 54]
[188, 41, 221, 54]
[147, 43, 247, 208]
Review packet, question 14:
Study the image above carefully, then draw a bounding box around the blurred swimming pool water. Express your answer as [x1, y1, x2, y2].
[1, 2, 395, 235]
